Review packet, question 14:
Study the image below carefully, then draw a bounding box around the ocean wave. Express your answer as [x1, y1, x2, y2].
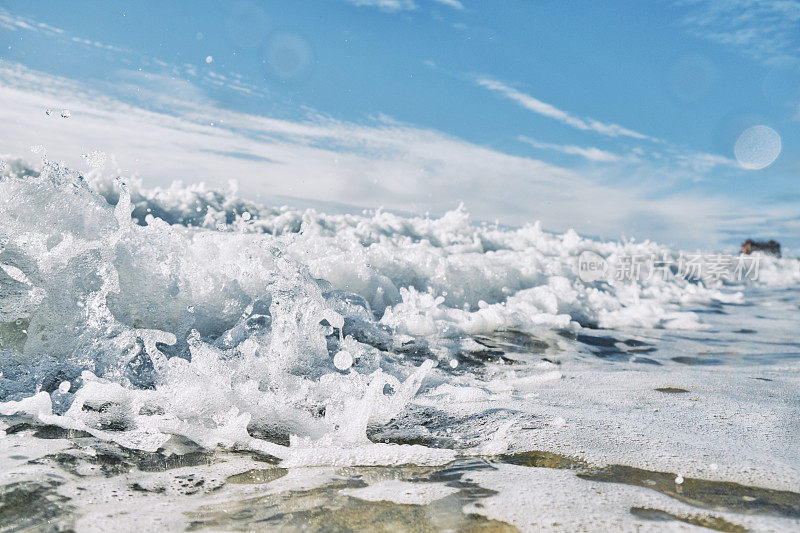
[1, 155, 797, 464]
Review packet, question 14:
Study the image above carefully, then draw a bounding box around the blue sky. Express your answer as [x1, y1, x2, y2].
[0, 0, 798, 249]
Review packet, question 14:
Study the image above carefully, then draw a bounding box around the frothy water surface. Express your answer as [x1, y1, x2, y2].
[1, 158, 799, 530]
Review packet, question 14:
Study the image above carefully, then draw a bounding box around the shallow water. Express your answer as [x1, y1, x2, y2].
[1, 160, 799, 530]
[2, 425, 799, 531]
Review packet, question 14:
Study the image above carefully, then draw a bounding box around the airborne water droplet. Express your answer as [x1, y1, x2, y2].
[82, 150, 107, 169]
[333, 350, 353, 371]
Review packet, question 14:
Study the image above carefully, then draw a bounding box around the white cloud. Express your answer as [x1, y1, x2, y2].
[0, 9, 130, 53]
[344, 0, 463, 11]
[0, 8, 267, 99]
[477, 77, 658, 142]
[673, 151, 739, 172]
[0, 62, 740, 246]
[677, 0, 800, 64]
[433, 0, 465, 9]
[517, 136, 624, 163]
[345, 0, 417, 11]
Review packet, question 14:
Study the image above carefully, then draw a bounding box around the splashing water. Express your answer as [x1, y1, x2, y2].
[1, 157, 799, 471]
[0, 159, 450, 464]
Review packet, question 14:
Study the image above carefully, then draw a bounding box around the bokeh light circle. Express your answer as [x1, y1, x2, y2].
[734, 125, 781, 170]
[263, 33, 313, 81]
[668, 55, 715, 102]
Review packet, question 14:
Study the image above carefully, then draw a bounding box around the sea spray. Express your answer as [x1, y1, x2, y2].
[1, 157, 799, 468]
[0, 160, 449, 463]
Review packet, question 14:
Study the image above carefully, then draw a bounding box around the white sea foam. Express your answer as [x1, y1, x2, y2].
[0, 156, 798, 472]
[463, 464, 800, 532]
[340, 480, 459, 505]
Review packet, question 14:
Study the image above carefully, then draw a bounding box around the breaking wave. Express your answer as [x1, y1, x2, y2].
[1, 156, 797, 465]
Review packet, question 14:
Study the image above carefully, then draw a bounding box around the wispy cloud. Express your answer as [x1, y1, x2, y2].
[517, 136, 625, 163]
[676, 0, 800, 64]
[344, 0, 463, 11]
[0, 62, 741, 247]
[673, 150, 739, 173]
[0, 9, 130, 53]
[476, 77, 659, 142]
[345, 0, 417, 11]
[490, 76, 739, 176]
[433, 0, 465, 9]
[0, 8, 267, 100]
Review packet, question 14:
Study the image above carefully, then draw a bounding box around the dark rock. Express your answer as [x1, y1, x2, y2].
[741, 239, 781, 257]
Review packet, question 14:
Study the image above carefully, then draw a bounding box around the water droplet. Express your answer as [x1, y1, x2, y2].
[216, 222, 226, 231]
[82, 150, 107, 169]
[205, 55, 213, 64]
[675, 474, 684, 485]
[333, 350, 353, 371]
[449, 359, 458, 368]
[241, 211, 251, 221]
[734, 125, 781, 170]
